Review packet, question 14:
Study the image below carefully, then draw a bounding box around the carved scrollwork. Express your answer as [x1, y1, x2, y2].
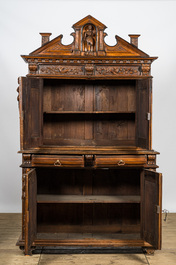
[39, 65, 84, 75]
[95, 66, 140, 76]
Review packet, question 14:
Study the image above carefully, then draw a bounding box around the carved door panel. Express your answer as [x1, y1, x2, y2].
[24, 169, 37, 255]
[142, 170, 162, 249]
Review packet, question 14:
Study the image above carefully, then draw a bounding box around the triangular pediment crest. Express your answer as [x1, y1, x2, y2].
[28, 15, 149, 58]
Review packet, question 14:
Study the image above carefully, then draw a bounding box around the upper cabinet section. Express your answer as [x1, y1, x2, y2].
[21, 15, 157, 79]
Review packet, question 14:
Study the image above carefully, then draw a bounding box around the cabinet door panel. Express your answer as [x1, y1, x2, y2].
[24, 169, 37, 255]
[23, 78, 43, 149]
[136, 79, 151, 149]
[142, 169, 162, 249]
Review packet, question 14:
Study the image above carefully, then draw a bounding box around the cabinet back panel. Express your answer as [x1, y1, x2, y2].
[43, 114, 135, 146]
[43, 80, 85, 112]
[42, 79, 136, 146]
[37, 168, 140, 196]
[43, 79, 136, 112]
[94, 80, 136, 112]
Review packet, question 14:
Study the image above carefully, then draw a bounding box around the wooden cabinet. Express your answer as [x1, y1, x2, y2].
[16, 15, 162, 255]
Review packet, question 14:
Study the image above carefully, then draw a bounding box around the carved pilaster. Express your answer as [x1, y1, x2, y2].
[21, 172, 26, 239]
[29, 64, 38, 74]
[23, 154, 32, 167]
[142, 64, 151, 76]
[147, 155, 156, 165]
[16, 86, 19, 103]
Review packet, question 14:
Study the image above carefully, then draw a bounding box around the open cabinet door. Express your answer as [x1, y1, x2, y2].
[24, 169, 37, 255]
[142, 170, 162, 249]
[136, 79, 151, 149]
[21, 77, 43, 149]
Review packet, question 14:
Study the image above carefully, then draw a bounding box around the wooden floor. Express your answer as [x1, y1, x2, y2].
[0, 213, 176, 264]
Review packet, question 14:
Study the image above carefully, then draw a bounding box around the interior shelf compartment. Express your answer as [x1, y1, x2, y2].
[37, 168, 141, 198]
[37, 195, 141, 204]
[43, 113, 136, 146]
[37, 203, 140, 233]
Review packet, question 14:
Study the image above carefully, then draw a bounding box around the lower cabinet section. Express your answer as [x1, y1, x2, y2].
[19, 167, 162, 255]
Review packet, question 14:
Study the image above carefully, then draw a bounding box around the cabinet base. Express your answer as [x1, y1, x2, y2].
[17, 235, 155, 255]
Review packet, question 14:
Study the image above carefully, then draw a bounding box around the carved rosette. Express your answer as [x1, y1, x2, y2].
[141, 64, 151, 76]
[39, 65, 84, 75]
[95, 66, 140, 76]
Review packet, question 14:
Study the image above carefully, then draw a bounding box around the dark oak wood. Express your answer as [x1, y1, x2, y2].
[24, 169, 37, 255]
[17, 15, 161, 255]
[37, 195, 141, 204]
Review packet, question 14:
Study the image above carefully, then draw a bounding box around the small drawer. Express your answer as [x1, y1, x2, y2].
[95, 155, 147, 167]
[32, 155, 84, 167]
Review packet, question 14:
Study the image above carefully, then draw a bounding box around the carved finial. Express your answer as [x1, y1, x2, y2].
[39, 33, 52, 46]
[128, 34, 140, 47]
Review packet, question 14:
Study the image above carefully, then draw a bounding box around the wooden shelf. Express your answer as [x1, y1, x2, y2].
[44, 111, 135, 114]
[37, 195, 140, 204]
[36, 232, 141, 240]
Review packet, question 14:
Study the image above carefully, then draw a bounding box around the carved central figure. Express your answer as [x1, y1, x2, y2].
[83, 24, 96, 53]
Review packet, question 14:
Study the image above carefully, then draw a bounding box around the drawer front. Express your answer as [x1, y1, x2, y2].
[95, 155, 147, 167]
[32, 155, 84, 167]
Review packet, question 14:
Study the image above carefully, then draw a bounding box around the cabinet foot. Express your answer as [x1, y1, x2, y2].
[143, 248, 155, 255]
[19, 246, 24, 251]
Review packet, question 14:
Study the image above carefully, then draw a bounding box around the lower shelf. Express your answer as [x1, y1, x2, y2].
[16, 233, 152, 249]
[37, 195, 140, 204]
[37, 224, 140, 234]
[37, 232, 141, 240]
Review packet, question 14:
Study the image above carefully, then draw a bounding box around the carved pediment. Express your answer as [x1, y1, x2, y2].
[28, 15, 149, 58]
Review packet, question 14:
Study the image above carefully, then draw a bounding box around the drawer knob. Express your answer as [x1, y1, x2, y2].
[54, 160, 61, 166]
[117, 160, 125, 166]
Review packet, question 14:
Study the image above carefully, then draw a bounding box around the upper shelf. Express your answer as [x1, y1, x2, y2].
[44, 111, 136, 114]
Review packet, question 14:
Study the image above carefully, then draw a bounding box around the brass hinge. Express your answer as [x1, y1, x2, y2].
[156, 205, 160, 214]
[146, 112, 151, 121]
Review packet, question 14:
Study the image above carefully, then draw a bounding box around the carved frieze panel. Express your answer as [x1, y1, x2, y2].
[38, 64, 142, 77]
[39, 65, 84, 75]
[95, 65, 140, 76]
